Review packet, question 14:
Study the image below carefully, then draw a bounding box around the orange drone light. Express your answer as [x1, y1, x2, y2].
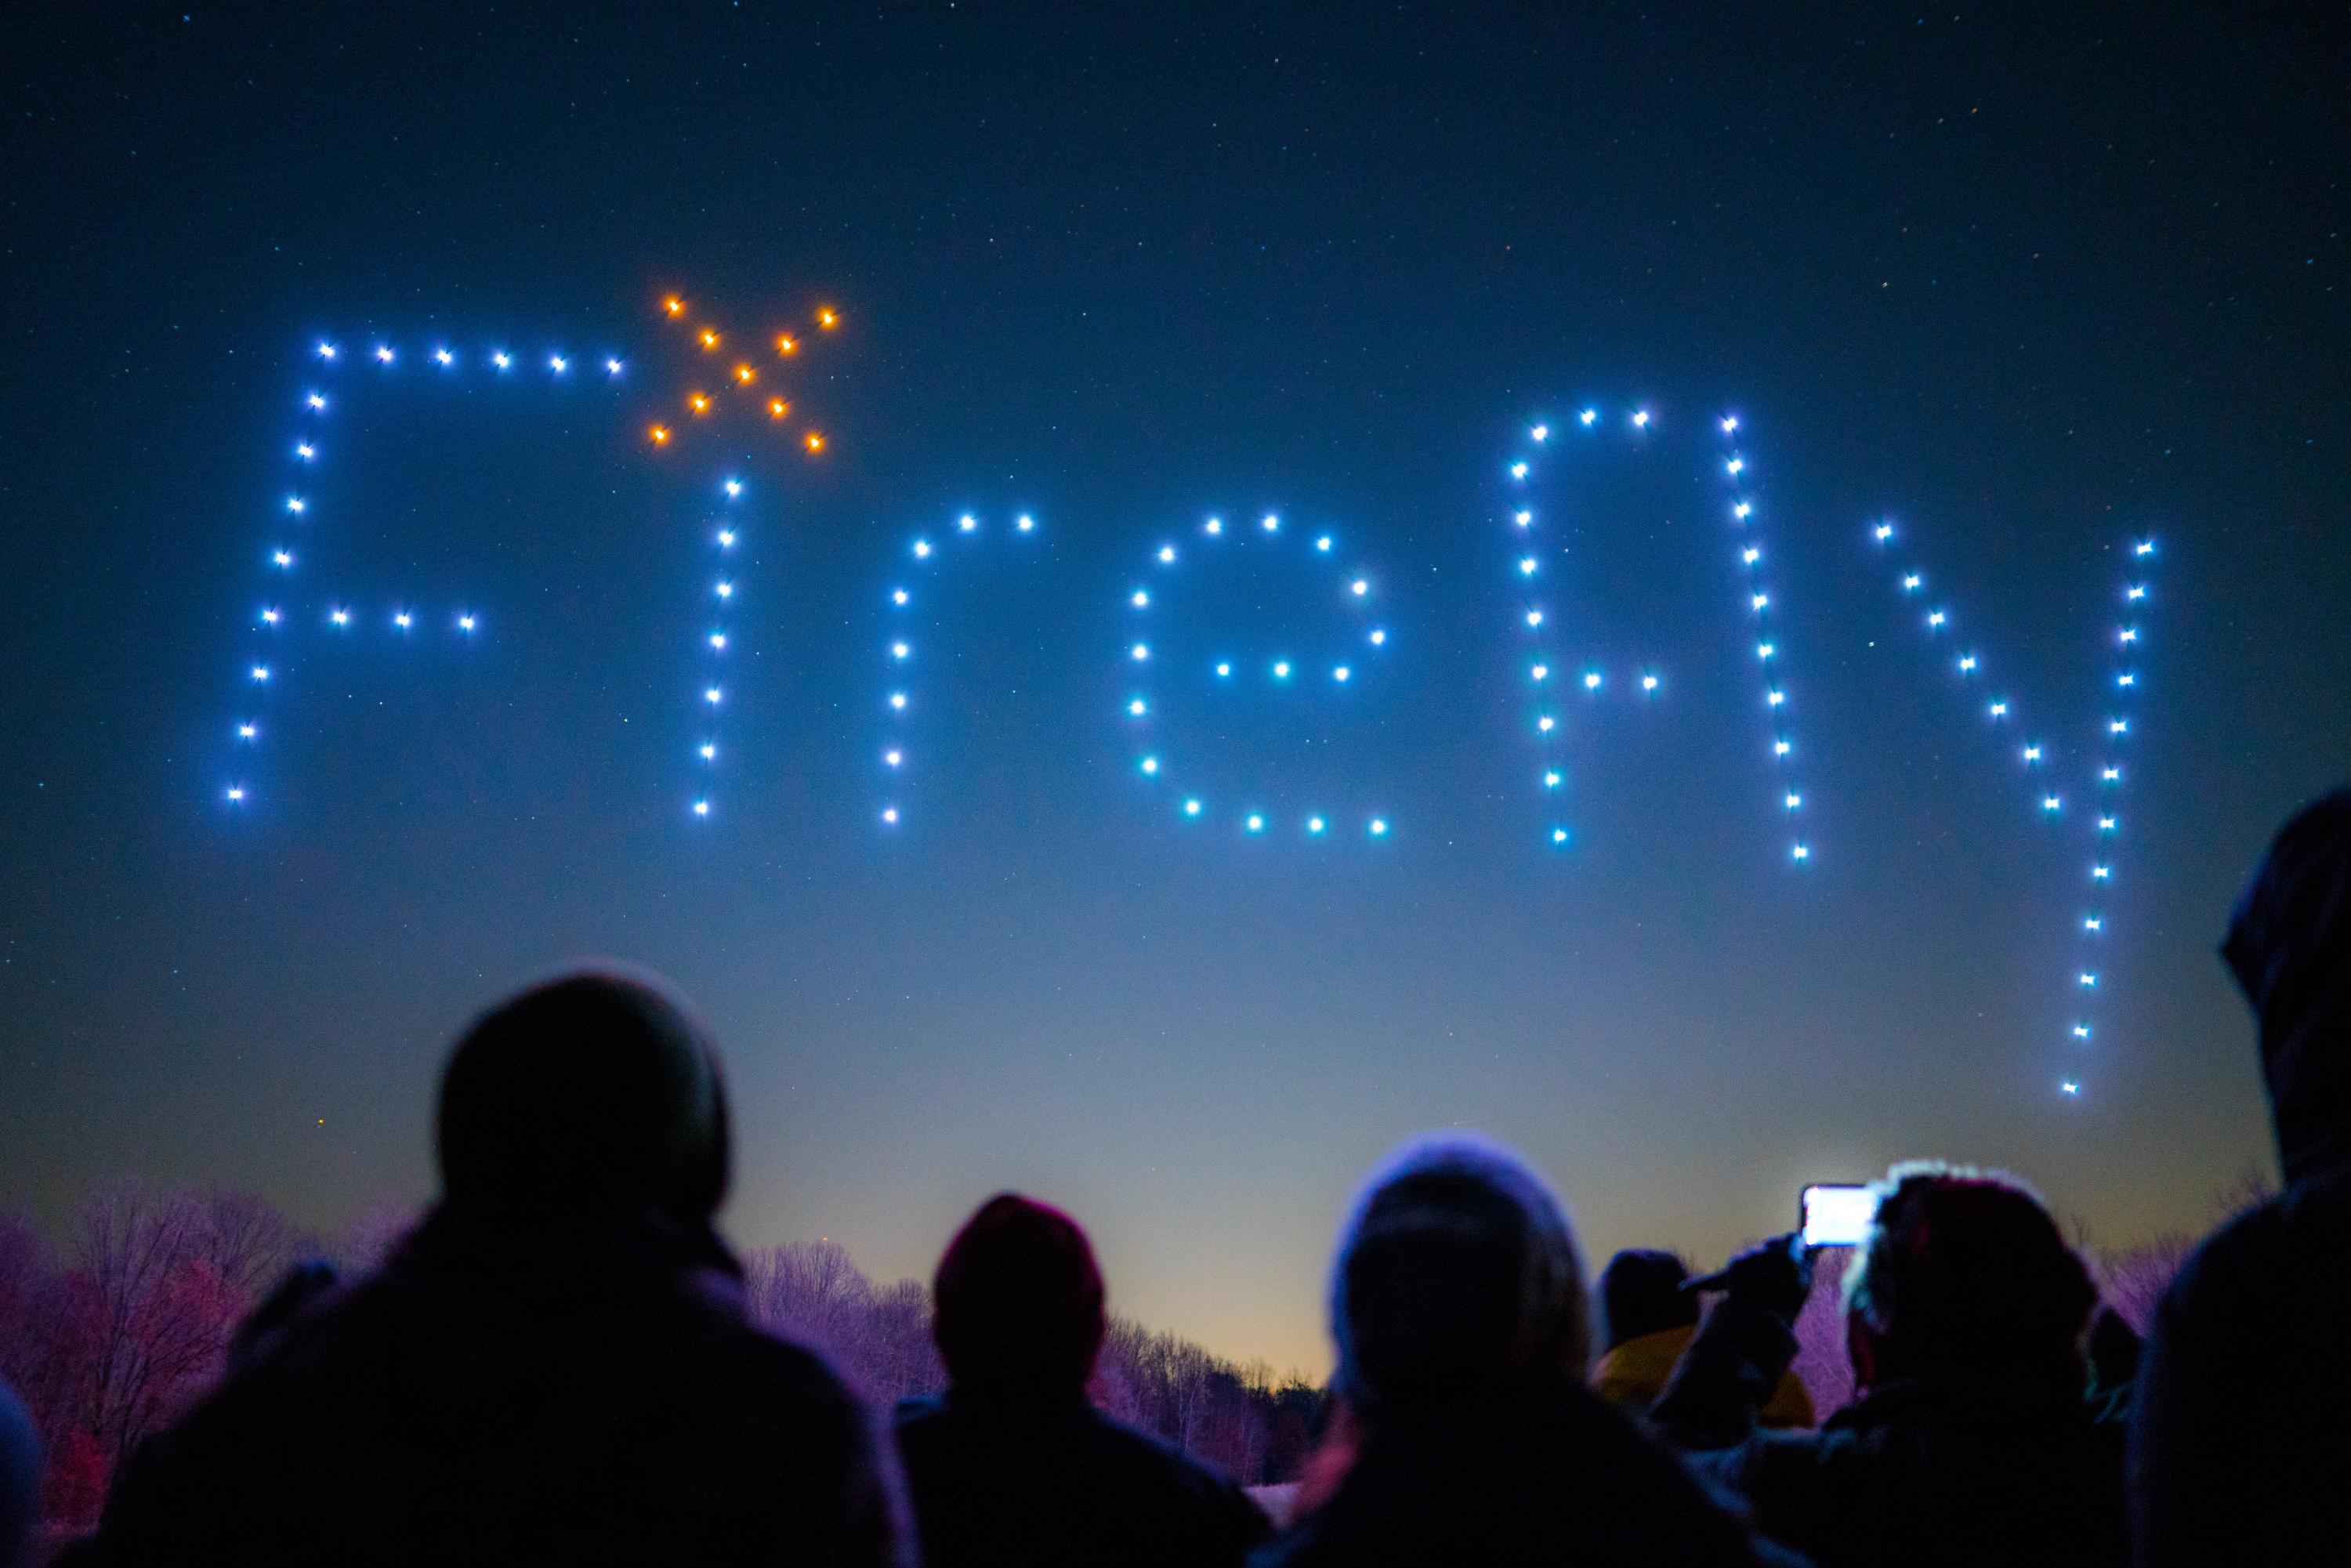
[734, 364, 755, 385]
[663, 296, 685, 316]
[649, 425, 671, 444]
[804, 431, 825, 452]
[689, 393, 711, 415]
[700, 328, 719, 349]
[817, 308, 838, 330]
[776, 335, 798, 356]
[769, 399, 790, 419]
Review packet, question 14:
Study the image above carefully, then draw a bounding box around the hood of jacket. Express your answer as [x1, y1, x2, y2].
[2223, 787, 2351, 1184]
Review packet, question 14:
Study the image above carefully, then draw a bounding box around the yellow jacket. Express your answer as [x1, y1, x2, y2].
[1592, 1324, 1817, 1429]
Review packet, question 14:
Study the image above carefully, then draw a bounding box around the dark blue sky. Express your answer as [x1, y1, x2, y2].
[3, 5, 2344, 1371]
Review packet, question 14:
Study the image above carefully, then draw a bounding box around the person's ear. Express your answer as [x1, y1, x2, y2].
[1846, 1311, 1878, 1393]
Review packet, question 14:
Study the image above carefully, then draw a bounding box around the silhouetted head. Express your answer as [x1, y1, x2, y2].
[931, 1194, 1106, 1400]
[2222, 786, 2351, 1184]
[1331, 1135, 1588, 1417]
[435, 968, 730, 1225]
[1843, 1163, 2094, 1391]
[1599, 1248, 1697, 1352]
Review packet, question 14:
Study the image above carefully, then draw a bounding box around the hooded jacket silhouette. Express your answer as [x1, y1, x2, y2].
[68, 971, 907, 1568]
[2128, 788, 2351, 1566]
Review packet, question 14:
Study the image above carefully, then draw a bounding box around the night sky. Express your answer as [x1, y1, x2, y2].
[4, 5, 2346, 1375]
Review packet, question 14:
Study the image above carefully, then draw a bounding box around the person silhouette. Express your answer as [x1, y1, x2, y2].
[72, 967, 907, 1567]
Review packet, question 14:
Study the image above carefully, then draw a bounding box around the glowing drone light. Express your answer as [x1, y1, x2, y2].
[260, 608, 280, 625]
[1531, 424, 1549, 441]
[1261, 513, 1281, 533]
[550, 355, 568, 373]
[237, 723, 256, 740]
[1641, 674, 1658, 691]
[1580, 409, 1597, 425]
[1585, 672, 1603, 691]
[250, 665, 270, 682]
[715, 581, 734, 599]
[958, 514, 977, 532]
[329, 608, 350, 627]
[1316, 535, 1333, 552]
[1369, 819, 1389, 836]
[393, 612, 412, 629]
[1158, 545, 1177, 563]
[374, 346, 394, 364]
[724, 479, 743, 498]
[317, 342, 337, 360]
[434, 349, 455, 367]
[225, 786, 246, 802]
[272, 551, 293, 567]
[707, 687, 724, 705]
[1128, 699, 1147, 716]
[1721, 416, 1738, 433]
[717, 530, 737, 549]
[295, 443, 314, 459]
[1369, 629, 1388, 646]
[1631, 410, 1650, 427]
[458, 615, 476, 632]
[1509, 463, 1528, 480]
[306, 393, 327, 411]
[286, 497, 306, 514]
[1017, 515, 1036, 532]
[912, 540, 933, 559]
[607, 358, 623, 375]
[491, 352, 512, 370]
[1875, 523, 1894, 541]
[1351, 579, 1368, 596]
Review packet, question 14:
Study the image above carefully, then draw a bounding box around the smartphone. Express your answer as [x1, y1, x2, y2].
[1801, 1183, 1878, 1248]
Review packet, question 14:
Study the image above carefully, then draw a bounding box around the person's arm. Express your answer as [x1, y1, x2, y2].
[1651, 1236, 1809, 1451]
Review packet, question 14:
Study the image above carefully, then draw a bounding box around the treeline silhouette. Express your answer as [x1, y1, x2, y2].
[0, 1179, 1326, 1531]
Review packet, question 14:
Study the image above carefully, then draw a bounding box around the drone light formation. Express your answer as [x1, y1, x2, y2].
[1868, 515, 2162, 1095]
[1503, 403, 1808, 860]
[1121, 509, 1393, 842]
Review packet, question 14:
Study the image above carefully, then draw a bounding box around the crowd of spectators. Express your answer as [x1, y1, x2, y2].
[4, 784, 2343, 1566]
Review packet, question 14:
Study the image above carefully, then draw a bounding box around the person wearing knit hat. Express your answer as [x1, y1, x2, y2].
[896, 1194, 1269, 1568]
